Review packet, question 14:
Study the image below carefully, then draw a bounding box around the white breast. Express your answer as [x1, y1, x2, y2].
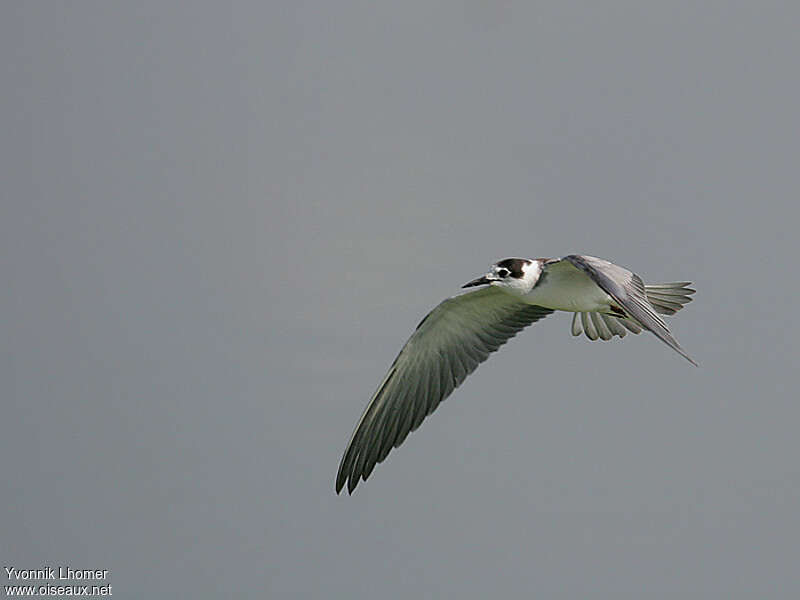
[523, 266, 612, 312]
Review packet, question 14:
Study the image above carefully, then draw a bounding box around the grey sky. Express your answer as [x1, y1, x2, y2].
[2, 2, 799, 598]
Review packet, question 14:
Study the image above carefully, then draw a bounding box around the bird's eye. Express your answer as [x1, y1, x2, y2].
[497, 268, 510, 278]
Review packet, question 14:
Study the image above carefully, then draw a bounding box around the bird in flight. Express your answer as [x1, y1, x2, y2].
[336, 254, 696, 494]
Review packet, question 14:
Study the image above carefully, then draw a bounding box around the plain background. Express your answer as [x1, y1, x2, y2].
[3, 2, 799, 598]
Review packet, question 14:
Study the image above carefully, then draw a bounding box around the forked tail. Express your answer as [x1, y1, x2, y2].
[569, 282, 696, 361]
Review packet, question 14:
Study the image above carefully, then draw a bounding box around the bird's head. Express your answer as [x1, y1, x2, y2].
[462, 258, 543, 294]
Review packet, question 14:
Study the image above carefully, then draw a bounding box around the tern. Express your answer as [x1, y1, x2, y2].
[336, 254, 696, 494]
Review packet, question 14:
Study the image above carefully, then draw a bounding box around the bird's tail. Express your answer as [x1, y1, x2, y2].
[570, 282, 696, 341]
[644, 282, 696, 315]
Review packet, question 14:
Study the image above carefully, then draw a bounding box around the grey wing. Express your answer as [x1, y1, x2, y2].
[563, 255, 697, 366]
[336, 286, 553, 494]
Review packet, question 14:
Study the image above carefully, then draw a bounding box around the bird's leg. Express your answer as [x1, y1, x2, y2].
[607, 305, 627, 318]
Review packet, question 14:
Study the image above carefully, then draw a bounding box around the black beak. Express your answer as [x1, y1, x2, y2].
[462, 275, 492, 288]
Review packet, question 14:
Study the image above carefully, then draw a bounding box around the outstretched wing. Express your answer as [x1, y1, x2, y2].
[563, 255, 697, 366]
[336, 286, 553, 494]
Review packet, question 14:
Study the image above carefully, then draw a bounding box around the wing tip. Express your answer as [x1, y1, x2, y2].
[670, 340, 699, 367]
[335, 471, 359, 495]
